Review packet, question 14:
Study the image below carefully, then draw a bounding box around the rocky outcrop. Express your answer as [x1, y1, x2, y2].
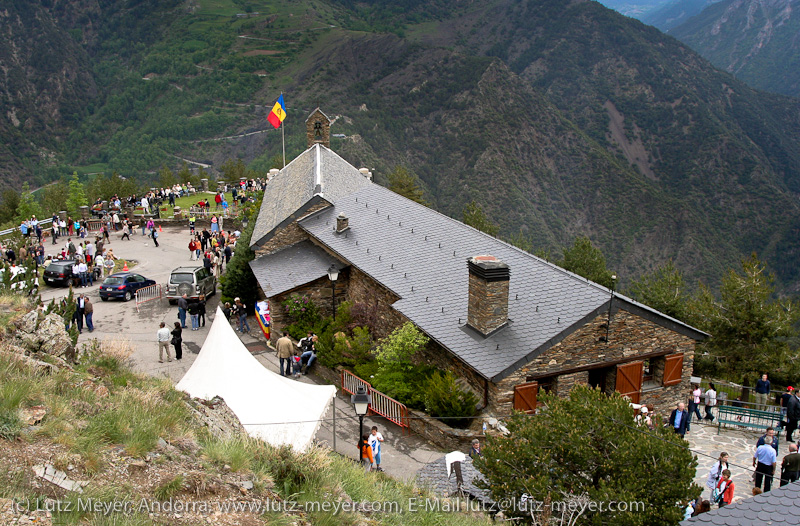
[10, 310, 75, 362]
[185, 396, 246, 440]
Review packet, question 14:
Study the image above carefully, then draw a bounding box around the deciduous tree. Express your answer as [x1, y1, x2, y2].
[475, 386, 699, 526]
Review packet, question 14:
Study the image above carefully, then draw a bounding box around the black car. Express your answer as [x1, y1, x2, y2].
[43, 260, 101, 287]
[99, 272, 156, 302]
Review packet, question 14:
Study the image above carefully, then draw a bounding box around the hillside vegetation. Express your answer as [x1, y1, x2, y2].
[2, 0, 800, 293]
[669, 0, 800, 97]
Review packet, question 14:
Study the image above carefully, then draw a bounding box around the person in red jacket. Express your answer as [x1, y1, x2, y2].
[715, 469, 735, 507]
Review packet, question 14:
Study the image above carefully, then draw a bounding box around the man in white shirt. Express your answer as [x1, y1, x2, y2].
[157, 322, 172, 363]
[75, 260, 88, 287]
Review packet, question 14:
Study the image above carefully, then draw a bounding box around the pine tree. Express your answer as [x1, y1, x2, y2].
[65, 172, 87, 216]
[387, 166, 428, 205]
[462, 200, 499, 237]
[560, 235, 615, 289]
[475, 385, 699, 526]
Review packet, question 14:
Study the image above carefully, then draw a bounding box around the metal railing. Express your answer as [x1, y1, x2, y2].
[0, 218, 54, 238]
[341, 370, 409, 429]
[135, 284, 163, 312]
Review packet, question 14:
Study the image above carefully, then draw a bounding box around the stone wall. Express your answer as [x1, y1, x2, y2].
[492, 308, 695, 415]
[346, 267, 403, 340]
[268, 271, 349, 343]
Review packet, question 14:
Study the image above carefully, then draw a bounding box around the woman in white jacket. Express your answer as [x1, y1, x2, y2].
[706, 452, 729, 497]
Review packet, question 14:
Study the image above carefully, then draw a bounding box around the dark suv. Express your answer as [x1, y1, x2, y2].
[166, 266, 216, 304]
[43, 260, 101, 287]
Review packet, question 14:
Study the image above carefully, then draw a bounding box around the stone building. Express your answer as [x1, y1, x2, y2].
[249, 126, 706, 417]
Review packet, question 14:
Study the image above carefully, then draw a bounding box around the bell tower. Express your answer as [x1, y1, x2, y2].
[306, 108, 331, 149]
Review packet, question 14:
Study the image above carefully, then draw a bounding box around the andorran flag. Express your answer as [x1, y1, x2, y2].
[255, 300, 271, 340]
[267, 94, 286, 129]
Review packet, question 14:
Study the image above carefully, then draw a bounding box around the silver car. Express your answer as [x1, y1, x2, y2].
[166, 266, 216, 304]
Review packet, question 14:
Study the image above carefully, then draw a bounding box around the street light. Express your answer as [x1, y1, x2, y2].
[327, 264, 339, 320]
[351, 386, 372, 463]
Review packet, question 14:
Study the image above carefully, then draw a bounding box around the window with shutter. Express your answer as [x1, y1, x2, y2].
[514, 382, 539, 414]
[662, 353, 684, 387]
[615, 361, 643, 404]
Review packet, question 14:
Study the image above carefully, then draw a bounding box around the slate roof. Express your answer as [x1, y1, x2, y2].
[681, 481, 800, 525]
[250, 144, 371, 248]
[248, 240, 344, 298]
[416, 456, 493, 505]
[299, 183, 706, 381]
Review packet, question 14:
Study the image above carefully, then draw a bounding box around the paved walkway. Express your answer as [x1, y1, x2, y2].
[687, 421, 793, 504]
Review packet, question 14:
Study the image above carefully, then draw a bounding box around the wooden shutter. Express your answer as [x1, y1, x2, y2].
[662, 353, 684, 387]
[615, 361, 643, 404]
[514, 382, 539, 414]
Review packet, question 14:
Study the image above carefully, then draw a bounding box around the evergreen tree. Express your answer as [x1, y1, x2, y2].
[475, 385, 699, 526]
[39, 182, 69, 217]
[387, 165, 428, 205]
[462, 200, 499, 237]
[560, 235, 615, 289]
[220, 203, 260, 313]
[628, 260, 688, 321]
[65, 172, 87, 215]
[690, 253, 799, 385]
[159, 166, 176, 188]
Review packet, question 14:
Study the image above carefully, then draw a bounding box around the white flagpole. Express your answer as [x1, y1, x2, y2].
[281, 92, 286, 168]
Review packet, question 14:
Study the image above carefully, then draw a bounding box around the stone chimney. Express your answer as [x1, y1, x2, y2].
[467, 255, 510, 335]
[336, 213, 349, 233]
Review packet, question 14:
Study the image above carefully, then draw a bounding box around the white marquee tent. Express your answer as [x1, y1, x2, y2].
[176, 307, 336, 452]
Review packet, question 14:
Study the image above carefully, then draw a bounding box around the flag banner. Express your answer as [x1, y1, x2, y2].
[255, 300, 271, 340]
[267, 94, 286, 129]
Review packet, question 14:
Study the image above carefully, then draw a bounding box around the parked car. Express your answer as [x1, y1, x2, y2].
[43, 259, 101, 287]
[99, 272, 156, 302]
[166, 266, 216, 304]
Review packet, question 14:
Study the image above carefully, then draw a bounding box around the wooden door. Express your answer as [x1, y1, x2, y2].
[615, 361, 643, 404]
[514, 381, 539, 414]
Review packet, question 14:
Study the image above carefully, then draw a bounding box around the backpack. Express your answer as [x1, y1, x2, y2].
[154, 230, 159, 238]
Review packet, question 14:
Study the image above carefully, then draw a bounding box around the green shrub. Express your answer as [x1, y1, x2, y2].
[153, 474, 184, 501]
[424, 371, 480, 428]
[0, 408, 22, 440]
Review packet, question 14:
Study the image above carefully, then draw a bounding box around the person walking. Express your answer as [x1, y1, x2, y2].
[177, 294, 188, 328]
[151, 226, 159, 247]
[669, 402, 690, 438]
[121, 221, 130, 240]
[704, 383, 717, 421]
[188, 238, 196, 260]
[157, 322, 172, 363]
[706, 452, 729, 499]
[755, 374, 771, 410]
[713, 470, 734, 508]
[74, 294, 86, 334]
[171, 322, 183, 360]
[753, 435, 778, 492]
[234, 297, 250, 333]
[359, 434, 374, 473]
[689, 385, 703, 427]
[197, 294, 206, 328]
[276, 331, 294, 377]
[368, 426, 384, 472]
[83, 296, 94, 332]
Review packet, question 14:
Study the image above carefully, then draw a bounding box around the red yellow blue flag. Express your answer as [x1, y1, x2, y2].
[255, 300, 271, 340]
[267, 94, 286, 129]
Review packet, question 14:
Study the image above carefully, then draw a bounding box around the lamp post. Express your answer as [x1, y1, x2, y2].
[351, 386, 371, 463]
[242, 215, 248, 230]
[327, 264, 339, 320]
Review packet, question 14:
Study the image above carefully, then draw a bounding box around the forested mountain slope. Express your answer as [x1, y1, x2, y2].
[669, 0, 800, 97]
[2, 0, 800, 293]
